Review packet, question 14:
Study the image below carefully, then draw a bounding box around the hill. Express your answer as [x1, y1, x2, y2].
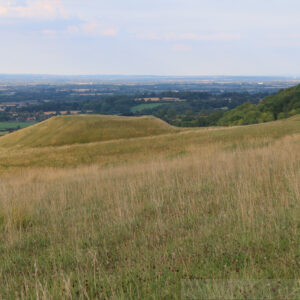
[0, 114, 177, 148]
[259, 83, 300, 117]
[0, 114, 298, 171]
[218, 83, 300, 125]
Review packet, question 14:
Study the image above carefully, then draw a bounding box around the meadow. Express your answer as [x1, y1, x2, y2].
[0, 115, 299, 298]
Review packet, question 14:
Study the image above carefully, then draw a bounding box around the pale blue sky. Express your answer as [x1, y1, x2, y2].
[0, 0, 300, 75]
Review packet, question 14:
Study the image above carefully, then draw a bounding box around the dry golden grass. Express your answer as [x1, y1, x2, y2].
[0, 115, 299, 173]
[0, 118, 299, 298]
[0, 115, 176, 148]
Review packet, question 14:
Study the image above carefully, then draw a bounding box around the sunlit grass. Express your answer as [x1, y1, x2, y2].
[0, 115, 177, 148]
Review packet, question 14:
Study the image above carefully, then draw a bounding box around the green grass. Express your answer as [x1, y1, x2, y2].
[0, 121, 36, 131]
[0, 114, 176, 148]
[131, 103, 163, 113]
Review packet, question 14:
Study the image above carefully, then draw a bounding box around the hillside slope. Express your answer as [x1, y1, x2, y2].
[218, 83, 300, 125]
[259, 83, 300, 117]
[0, 114, 177, 148]
[0, 114, 298, 172]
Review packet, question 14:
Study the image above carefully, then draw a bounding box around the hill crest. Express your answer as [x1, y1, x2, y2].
[0, 114, 177, 148]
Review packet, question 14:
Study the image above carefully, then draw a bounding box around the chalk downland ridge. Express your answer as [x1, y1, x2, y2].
[0, 114, 177, 148]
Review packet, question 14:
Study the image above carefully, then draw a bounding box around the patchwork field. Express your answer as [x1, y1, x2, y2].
[0, 115, 299, 298]
[130, 103, 163, 113]
[0, 121, 36, 136]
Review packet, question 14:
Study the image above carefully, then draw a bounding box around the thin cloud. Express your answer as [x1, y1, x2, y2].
[172, 43, 192, 52]
[42, 29, 56, 35]
[69, 21, 119, 37]
[0, 5, 7, 15]
[0, 0, 67, 19]
[137, 32, 241, 41]
[100, 28, 118, 37]
[66, 25, 80, 34]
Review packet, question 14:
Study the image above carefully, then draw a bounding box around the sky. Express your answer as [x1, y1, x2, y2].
[0, 0, 300, 76]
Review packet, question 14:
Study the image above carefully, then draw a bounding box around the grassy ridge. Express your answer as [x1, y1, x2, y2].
[0, 115, 176, 148]
[0, 115, 299, 172]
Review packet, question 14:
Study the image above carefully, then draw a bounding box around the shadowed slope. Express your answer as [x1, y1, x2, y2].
[0, 115, 177, 148]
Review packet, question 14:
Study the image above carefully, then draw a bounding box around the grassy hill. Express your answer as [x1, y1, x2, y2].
[0, 115, 299, 298]
[218, 83, 300, 125]
[0, 115, 298, 171]
[0, 114, 177, 148]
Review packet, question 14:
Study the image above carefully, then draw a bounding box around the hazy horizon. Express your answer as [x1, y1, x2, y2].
[1, 72, 299, 81]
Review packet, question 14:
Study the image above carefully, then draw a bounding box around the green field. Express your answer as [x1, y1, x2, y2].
[131, 103, 163, 113]
[0, 121, 37, 132]
[0, 114, 299, 298]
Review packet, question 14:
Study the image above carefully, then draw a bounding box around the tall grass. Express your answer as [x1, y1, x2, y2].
[0, 134, 299, 298]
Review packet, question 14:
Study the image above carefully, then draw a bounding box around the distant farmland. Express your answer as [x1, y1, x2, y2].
[0, 121, 36, 135]
[135, 97, 182, 102]
[131, 103, 163, 113]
